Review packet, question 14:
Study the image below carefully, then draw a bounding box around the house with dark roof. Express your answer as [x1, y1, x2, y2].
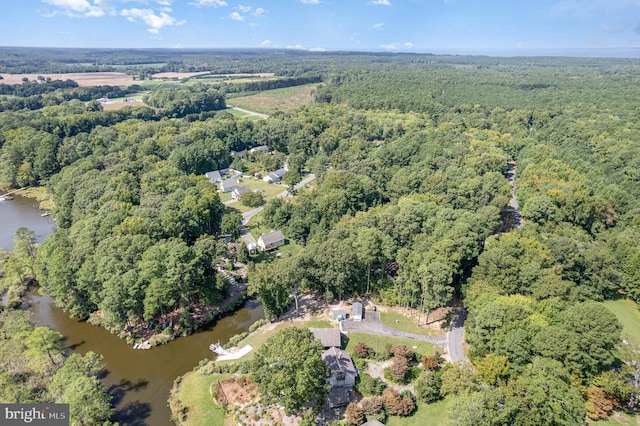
[322, 346, 358, 388]
[263, 168, 286, 183]
[310, 328, 341, 348]
[232, 185, 251, 201]
[205, 170, 222, 184]
[220, 178, 238, 193]
[257, 230, 285, 251]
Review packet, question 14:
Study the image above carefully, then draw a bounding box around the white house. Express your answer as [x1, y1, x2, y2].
[263, 168, 287, 183]
[232, 185, 251, 201]
[220, 178, 238, 193]
[205, 170, 222, 184]
[249, 145, 269, 154]
[257, 230, 285, 251]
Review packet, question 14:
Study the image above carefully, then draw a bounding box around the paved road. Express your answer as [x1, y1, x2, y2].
[241, 174, 316, 225]
[340, 311, 446, 347]
[446, 308, 467, 363]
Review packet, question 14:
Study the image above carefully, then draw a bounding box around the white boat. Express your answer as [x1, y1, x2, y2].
[41, 211, 51, 217]
[209, 342, 229, 355]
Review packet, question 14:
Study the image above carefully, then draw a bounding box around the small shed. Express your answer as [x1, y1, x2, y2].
[310, 328, 341, 348]
[246, 241, 257, 255]
[332, 309, 347, 321]
[352, 302, 363, 321]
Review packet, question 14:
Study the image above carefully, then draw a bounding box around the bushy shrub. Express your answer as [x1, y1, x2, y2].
[357, 373, 386, 396]
[249, 319, 268, 333]
[354, 342, 374, 358]
[227, 332, 248, 347]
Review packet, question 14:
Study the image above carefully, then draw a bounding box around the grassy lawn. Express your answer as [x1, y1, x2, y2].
[216, 320, 334, 365]
[587, 412, 638, 425]
[603, 298, 640, 345]
[387, 399, 451, 426]
[228, 84, 316, 115]
[380, 311, 444, 337]
[344, 333, 438, 357]
[176, 372, 230, 426]
[223, 108, 264, 121]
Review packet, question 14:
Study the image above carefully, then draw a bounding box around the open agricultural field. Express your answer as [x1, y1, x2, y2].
[101, 100, 146, 110]
[0, 72, 136, 87]
[151, 71, 212, 79]
[226, 83, 317, 114]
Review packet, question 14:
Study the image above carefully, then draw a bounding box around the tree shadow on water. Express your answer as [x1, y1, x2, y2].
[108, 379, 149, 406]
[113, 401, 152, 426]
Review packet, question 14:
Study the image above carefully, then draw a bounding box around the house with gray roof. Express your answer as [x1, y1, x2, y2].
[232, 185, 251, 201]
[257, 230, 285, 251]
[263, 168, 287, 183]
[310, 328, 341, 348]
[352, 302, 363, 321]
[220, 178, 238, 193]
[322, 346, 358, 388]
[205, 170, 222, 183]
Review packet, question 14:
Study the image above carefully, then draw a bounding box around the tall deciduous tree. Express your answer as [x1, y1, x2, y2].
[249, 327, 329, 413]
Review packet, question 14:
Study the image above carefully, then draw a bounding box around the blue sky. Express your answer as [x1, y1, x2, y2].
[2, 0, 640, 54]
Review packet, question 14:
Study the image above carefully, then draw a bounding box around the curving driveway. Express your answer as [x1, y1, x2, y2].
[446, 307, 467, 363]
[340, 311, 446, 347]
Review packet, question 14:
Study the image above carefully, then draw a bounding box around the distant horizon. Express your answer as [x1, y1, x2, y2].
[1, 45, 640, 60]
[3, 1, 640, 57]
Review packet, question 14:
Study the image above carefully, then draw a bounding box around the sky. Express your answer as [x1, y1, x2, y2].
[2, 0, 640, 55]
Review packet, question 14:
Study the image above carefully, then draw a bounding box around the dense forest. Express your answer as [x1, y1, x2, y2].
[2, 49, 640, 424]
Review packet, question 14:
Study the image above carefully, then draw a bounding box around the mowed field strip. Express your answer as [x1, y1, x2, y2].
[228, 84, 317, 114]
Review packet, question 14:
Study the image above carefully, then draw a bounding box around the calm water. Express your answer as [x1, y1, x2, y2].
[1, 193, 265, 425]
[0, 193, 57, 251]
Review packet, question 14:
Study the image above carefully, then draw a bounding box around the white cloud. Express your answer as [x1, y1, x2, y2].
[286, 44, 305, 49]
[372, 22, 384, 30]
[229, 11, 244, 21]
[404, 41, 414, 47]
[299, 0, 320, 4]
[188, 0, 228, 7]
[236, 4, 251, 13]
[369, 0, 391, 5]
[120, 7, 185, 33]
[253, 7, 266, 16]
[309, 47, 328, 51]
[380, 42, 399, 50]
[261, 39, 271, 46]
[42, 0, 105, 17]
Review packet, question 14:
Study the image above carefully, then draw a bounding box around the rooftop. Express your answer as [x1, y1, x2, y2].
[310, 328, 341, 348]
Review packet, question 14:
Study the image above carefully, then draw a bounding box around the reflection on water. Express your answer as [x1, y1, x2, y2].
[4, 191, 264, 425]
[28, 291, 264, 425]
[0, 194, 57, 251]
